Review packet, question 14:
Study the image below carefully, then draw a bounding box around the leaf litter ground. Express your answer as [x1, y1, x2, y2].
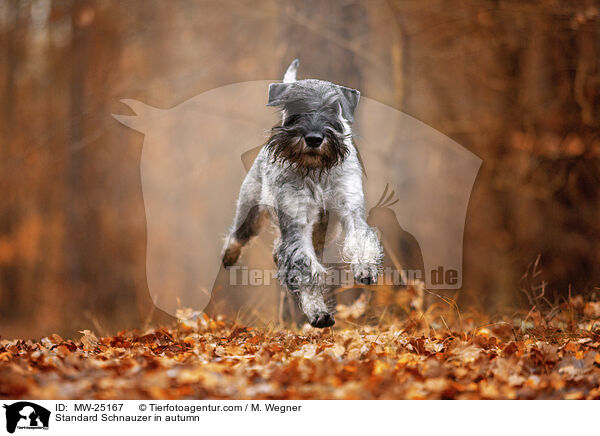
[2, 293, 600, 399]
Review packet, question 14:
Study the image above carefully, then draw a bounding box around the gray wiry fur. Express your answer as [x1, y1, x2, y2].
[222, 59, 383, 328]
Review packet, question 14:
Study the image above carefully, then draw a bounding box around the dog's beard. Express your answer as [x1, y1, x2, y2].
[265, 125, 350, 177]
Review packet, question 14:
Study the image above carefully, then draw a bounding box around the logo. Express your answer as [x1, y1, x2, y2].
[3, 402, 50, 434]
[113, 81, 481, 316]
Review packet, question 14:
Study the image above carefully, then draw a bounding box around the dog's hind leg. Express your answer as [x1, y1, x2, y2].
[312, 209, 329, 261]
[274, 203, 333, 328]
[222, 170, 266, 267]
[278, 288, 307, 328]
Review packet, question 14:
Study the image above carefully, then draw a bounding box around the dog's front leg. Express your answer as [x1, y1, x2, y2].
[273, 198, 333, 328]
[334, 187, 383, 285]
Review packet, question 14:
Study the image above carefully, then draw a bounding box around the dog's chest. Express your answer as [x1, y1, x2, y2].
[302, 177, 329, 210]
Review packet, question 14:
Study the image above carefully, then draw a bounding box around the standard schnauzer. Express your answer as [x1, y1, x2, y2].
[222, 59, 383, 328]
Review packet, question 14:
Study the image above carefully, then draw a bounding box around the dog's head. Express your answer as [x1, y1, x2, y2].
[265, 59, 360, 175]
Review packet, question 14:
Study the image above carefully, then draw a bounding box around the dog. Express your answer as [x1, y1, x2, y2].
[222, 59, 383, 328]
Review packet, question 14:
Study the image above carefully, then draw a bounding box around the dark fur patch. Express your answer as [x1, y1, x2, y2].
[265, 112, 350, 177]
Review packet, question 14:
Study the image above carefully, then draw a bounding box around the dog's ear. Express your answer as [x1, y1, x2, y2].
[339, 86, 360, 122]
[266, 83, 290, 106]
[283, 59, 299, 83]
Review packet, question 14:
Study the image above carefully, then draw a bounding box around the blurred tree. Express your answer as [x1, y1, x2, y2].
[0, 0, 598, 337]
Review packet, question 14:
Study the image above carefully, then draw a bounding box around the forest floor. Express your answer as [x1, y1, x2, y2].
[2, 288, 600, 400]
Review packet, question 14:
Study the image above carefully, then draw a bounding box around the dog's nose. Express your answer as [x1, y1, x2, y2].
[309, 312, 335, 328]
[304, 133, 323, 148]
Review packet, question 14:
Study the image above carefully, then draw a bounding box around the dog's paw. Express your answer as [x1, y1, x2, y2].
[351, 262, 379, 285]
[222, 249, 239, 268]
[297, 287, 334, 328]
[342, 227, 383, 284]
[278, 253, 325, 290]
[308, 311, 335, 328]
[222, 242, 242, 268]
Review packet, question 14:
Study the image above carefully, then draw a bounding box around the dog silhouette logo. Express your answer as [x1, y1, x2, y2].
[3, 402, 50, 433]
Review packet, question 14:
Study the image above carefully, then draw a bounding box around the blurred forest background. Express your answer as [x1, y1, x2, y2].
[0, 0, 599, 338]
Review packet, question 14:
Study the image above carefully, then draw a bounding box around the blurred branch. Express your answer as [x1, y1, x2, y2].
[281, 3, 392, 82]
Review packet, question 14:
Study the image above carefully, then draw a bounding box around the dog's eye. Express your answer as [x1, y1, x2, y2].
[329, 119, 344, 132]
[283, 115, 299, 127]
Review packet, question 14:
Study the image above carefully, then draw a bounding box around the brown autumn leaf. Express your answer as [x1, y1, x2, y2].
[336, 292, 369, 320]
[79, 329, 99, 351]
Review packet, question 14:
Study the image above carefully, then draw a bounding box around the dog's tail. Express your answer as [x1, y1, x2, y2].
[283, 59, 299, 83]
